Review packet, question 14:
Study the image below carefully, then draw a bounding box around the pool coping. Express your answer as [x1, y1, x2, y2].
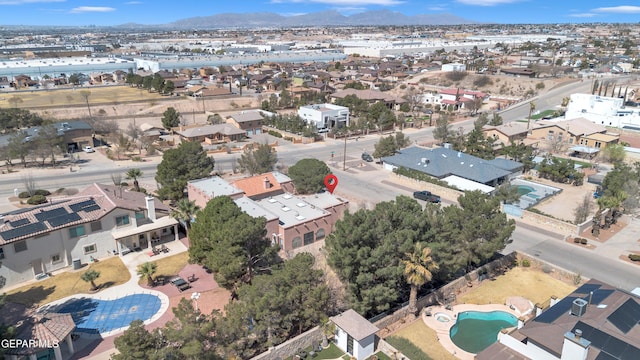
[422, 304, 521, 360]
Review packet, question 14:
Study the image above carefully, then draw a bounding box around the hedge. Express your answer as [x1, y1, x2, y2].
[629, 254, 640, 262]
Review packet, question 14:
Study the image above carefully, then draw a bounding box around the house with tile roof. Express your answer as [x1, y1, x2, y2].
[382, 146, 522, 187]
[0, 183, 178, 290]
[4, 312, 77, 360]
[477, 279, 640, 360]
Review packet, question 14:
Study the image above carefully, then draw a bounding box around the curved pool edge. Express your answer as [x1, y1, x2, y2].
[38, 289, 171, 338]
[422, 304, 520, 360]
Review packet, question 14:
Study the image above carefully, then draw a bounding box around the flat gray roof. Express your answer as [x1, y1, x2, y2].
[188, 176, 243, 198]
[331, 309, 379, 342]
[256, 193, 328, 227]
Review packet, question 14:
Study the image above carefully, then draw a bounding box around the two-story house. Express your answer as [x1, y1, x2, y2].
[227, 110, 265, 136]
[298, 103, 350, 131]
[0, 183, 178, 290]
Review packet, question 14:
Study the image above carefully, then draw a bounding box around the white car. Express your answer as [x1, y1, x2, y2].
[83, 146, 95, 153]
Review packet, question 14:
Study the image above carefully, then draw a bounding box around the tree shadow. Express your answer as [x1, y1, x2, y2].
[6, 284, 56, 308]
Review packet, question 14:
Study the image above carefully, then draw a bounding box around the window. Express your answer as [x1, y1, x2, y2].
[69, 225, 86, 238]
[115, 215, 130, 226]
[90, 221, 102, 232]
[135, 211, 145, 220]
[316, 228, 326, 240]
[14, 240, 27, 253]
[51, 254, 61, 264]
[595, 142, 602, 148]
[83, 244, 97, 254]
[292, 237, 302, 249]
[0, 247, 4, 259]
[303, 231, 314, 246]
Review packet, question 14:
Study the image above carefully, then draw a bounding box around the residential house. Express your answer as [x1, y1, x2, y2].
[483, 122, 539, 149]
[187, 173, 348, 253]
[441, 63, 467, 72]
[3, 312, 77, 360]
[477, 279, 640, 360]
[382, 146, 523, 187]
[0, 183, 178, 290]
[0, 120, 94, 153]
[13, 74, 37, 88]
[175, 123, 245, 144]
[529, 117, 619, 151]
[331, 309, 379, 360]
[330, 88, 406, 111]
[227, 110, 265, 136]
[298, 103, 350, 131]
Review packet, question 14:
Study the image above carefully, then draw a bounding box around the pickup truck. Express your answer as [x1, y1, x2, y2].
[413, 190, 441, 203]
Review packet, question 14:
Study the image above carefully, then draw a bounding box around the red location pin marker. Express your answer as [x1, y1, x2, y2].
[324, 174, 338, 194]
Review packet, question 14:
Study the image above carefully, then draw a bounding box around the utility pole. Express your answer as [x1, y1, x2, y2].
[343, 134, 347, 171]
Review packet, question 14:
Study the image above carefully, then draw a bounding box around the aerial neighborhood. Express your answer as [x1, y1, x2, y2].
[0, 10, 640, 360]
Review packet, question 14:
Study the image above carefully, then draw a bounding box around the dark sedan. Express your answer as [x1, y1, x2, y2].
[413, 191, 441, 203]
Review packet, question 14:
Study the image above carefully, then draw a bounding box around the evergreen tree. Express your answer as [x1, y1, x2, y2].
[155, 141, 214, 201]
[161, 107, 181, 130]
[237, 143, 278, 176]
[288, 158, 330, 194]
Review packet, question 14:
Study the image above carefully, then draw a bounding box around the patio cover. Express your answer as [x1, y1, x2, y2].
[441, 175, 495, 194]
[111, 216, 178, 240]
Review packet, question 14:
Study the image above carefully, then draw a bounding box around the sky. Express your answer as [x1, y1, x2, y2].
[1, 0, 640, 26]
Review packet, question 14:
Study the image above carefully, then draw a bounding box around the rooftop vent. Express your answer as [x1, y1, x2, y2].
[296, 202, 306, 207]
[281, 206, 291, 212]
[283, 194, 292, 199]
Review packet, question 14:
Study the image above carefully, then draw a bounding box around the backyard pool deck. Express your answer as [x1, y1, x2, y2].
[422, 304, 520, 360]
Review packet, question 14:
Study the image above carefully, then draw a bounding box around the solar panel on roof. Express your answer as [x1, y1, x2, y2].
[34, 207, 68, 222]
[583, 289, 615, 305]
[534, 296, 577, 323]
[607, 298, 640, 334]
[575, 283, 601, 294]
[9, 218, 30, 227]
[81, 204, 100, 213]
[0, 222, 47, 241]
[69, 199, 97, 212]
[47, 213, 81, 227]
[572, 321, 640, 360]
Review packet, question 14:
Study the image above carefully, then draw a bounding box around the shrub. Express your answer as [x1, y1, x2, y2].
[522, 259, 531, 267]
[268, 130, 283, 138]
[27, 195, 47, 205]
[629, 254, 640, 262]
[131, 156, 143, 162]
[445, 70, 468, 82]
[536, 82, 545, 90]
[580, 238, 588, 245]
[33, 189, 51, 196]
[386, 336, 431, 360]
[473, 75, 493, 88]
[542, 265, 552, 274]
[18, 191, 31, 199]
[574, 238, 581, 243]
[120, 182, 129, 187]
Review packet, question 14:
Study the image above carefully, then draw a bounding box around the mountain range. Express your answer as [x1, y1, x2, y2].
[162, 10, 477, 29]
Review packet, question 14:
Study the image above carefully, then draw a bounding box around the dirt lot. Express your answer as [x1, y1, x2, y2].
[526, 175, 598, 223]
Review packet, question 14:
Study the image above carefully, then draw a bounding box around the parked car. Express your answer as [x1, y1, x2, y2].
[361, 152, 374, 162]
[83, 146, 95, 153]
[413, 190, 441, 203]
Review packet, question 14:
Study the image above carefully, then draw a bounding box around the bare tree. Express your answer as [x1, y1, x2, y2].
[22, 173, 37, 196]
[79, 90, 92, 119]
[110, 173, 122, 186]
[573, 194, 594, 224]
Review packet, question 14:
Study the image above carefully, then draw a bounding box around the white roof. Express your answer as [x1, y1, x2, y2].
[442, 175, 495, 194]
[256, 193, 328, 227]
[188, 176, 243, 197]
[234, 197, 278, 221]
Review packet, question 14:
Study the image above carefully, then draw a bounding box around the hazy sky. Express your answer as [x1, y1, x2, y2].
[1, 0, 640, 26]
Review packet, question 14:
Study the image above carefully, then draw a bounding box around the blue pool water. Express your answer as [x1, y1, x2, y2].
[56, 294, 161, 333]
[516, 185, 535, 195]
[450, 311, 517, 353]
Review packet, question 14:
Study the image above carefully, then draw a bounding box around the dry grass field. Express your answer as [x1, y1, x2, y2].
[391, 319, 457, 360]
[458, 266, 576, 306]
[0, 86, 163, 108]
[6, 256, 130, 307]
[137, 251, 189, 285]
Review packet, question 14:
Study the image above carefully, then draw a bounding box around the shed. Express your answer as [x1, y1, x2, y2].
[330, 309, 379, 360]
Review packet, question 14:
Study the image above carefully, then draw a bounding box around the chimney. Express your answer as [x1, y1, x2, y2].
[264, 177, 271, 190]
[575, 329, 582, 340]
[145, 196, 156, 221]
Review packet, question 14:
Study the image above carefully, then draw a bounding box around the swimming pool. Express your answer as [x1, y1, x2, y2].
[449, 311, 517, 353]
[515, 185, 535, 195]
[56, 293, 161, 334]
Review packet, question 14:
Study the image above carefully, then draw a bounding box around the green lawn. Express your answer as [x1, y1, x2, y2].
[531, 109, 556, 120]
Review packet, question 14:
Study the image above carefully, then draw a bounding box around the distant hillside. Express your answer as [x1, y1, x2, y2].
[163, 10, 476, 29]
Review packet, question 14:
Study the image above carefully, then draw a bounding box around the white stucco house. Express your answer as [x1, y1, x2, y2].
[298, 103, 350, 131]
[331, 309, 379, 360]
[565, 93, 640, 130]
[0, 183, 179, 290]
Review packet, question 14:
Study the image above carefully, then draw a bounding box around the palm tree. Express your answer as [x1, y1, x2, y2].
[137, 262, 158, 286]
[125, 168, 143, 192]
[171, 198, 200, 237]
[319, 316, 336, 348]
[81, 269, 101, 291]
[527, 101, 536, 129]
[402, 243, 439, 316]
